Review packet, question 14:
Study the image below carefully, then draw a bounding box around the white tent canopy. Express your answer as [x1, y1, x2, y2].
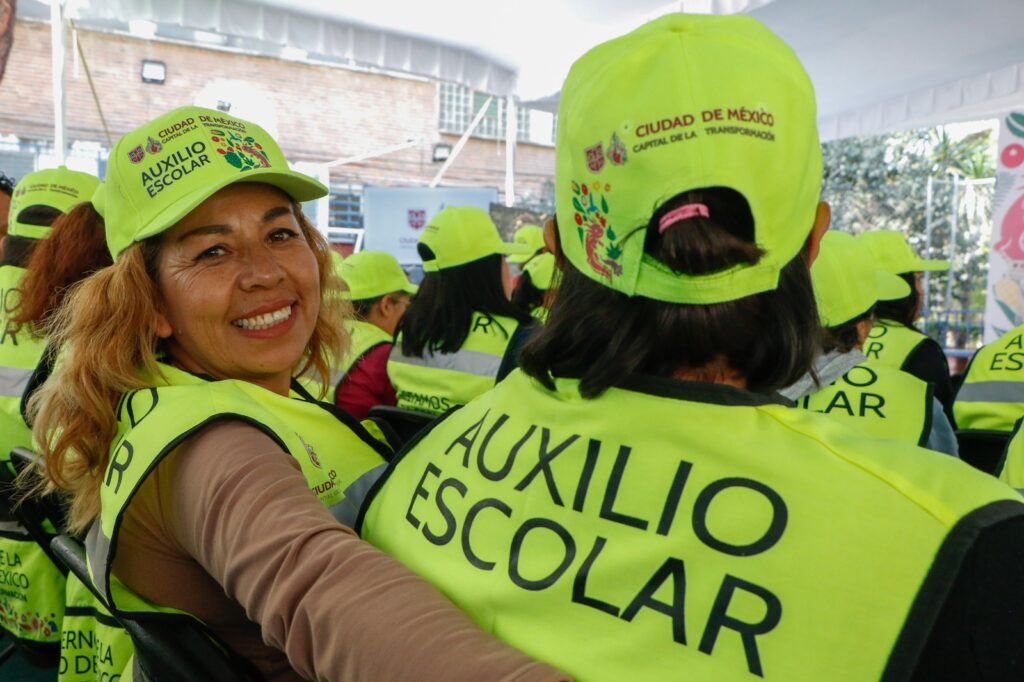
[19, 0, 1024, 142]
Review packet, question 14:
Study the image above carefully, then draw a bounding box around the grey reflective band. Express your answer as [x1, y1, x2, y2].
[85, 520, 112, 602]
[391, 347, 502, 378]
[0, 365, 33, 398]
[0, 518, 28, 535]
[955, 381, 1024, 404]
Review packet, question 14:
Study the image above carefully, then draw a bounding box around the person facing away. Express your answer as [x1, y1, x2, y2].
[785, 231, 958, 455]
[26, 105, 569, 682]
[333, 249, 416, 419]
[955, 321, 1024, 432]
[858, 230, 956, 422]
[511, 251, 557, 321]
[507, 223, 546, 282]
[357, 13, 1024, 681]
[0, 166, 104, 662]
[387, 205, 533, 415]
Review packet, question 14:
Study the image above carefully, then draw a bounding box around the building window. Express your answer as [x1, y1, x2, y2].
[516, 104, 531, 142]
[438, 82, 553, 145]
[439, 82, 472, 136]
[330, 186, 363, 230]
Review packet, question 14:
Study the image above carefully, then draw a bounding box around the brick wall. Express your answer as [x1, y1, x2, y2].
[0, 19, 554, 203]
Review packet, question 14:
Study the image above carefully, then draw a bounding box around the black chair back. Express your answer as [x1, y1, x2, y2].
[367, 405, 438, 446]
[955, 429, 1012, 476]
[50, 535, 258, 682]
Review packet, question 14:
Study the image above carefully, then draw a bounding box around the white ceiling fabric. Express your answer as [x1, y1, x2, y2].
[20, 0, 1024, 139]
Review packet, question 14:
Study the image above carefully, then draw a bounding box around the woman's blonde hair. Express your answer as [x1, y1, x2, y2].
[29, 200, 347, 533]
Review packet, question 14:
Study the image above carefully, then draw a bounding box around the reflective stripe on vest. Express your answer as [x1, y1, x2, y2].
[798, 363, 933, 447]
[862, 319, 927, 370]
[388, 312, 519, 416]
[86, 362, 389, 610]
[955, 325, 1024, 431]
[360, 370, 1023, 681]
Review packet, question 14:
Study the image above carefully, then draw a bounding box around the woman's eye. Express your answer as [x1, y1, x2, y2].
[196, 245, 227, 260]
[269, 228, 300, 242]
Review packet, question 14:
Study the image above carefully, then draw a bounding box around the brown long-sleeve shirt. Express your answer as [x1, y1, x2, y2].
[113, 420, 569, 681]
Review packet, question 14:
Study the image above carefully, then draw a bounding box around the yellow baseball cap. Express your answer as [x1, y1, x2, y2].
[8, 166, 100, 239]
[812, 232, 911, 327]
[339, 250, 418, 300]
[93, 106, 327, 259]
[507, 224, 545, 263]
[522, 252, 557, 290]
[418, 206, 531, 272]
[556, 13, 821, 304]
[858, 230, 950, 274]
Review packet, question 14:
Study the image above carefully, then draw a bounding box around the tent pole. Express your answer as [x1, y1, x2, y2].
[430, 96, 492, 188]
[504, 95, 516, 207]
[50, 0, 67, 165]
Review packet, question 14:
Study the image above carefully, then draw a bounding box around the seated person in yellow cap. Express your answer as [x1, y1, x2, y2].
[858, 230, 955, 422]
[508, 223, 545, 280]
[26, 106, 567, 681]
[358, 14, 1024, 681]
[334, 250, 417, 420]
[0, 166, 104, 662]
[784, 232, 957, 455]
[387, 206, 533, 415]
[954, 321, 1024, 432]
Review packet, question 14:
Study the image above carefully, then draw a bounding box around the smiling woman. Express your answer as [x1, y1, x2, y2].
[26, 106, 569, 682]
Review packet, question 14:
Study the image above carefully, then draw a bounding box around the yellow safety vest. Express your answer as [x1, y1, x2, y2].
[329, 319, 394, 400]
[387, 312, 519, 415]
[0, 264, 46, 453]
[80, 362, 389, 675]
[0, 264, 66, 649]
[360, 370, 1022, 681]
[58, 574, 133, 682]
[954, 324, 1024, 432]
[862, 319, 929, 371]
[798, 363, 932, 447]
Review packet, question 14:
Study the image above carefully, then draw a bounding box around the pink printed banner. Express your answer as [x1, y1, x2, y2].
[984, 112, 1024, 341]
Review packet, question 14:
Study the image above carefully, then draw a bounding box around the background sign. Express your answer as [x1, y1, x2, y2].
[983, 111, 1024, 341]
[363, 186, 498, 265]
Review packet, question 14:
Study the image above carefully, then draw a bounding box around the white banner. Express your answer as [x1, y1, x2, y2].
[983, 111, 1024, 342]
[362, 186, 498, 265]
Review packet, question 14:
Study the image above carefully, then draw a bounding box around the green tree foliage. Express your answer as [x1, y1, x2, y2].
[822, 126, 994, 345]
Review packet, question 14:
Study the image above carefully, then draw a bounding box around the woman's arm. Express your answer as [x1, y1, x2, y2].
[162, 421, 569, 681]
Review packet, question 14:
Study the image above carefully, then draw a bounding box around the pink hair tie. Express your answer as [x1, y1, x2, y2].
[658, 203, 710, 233]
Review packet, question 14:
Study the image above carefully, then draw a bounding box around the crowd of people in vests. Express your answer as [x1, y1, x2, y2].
[1, 11, 1023, 682]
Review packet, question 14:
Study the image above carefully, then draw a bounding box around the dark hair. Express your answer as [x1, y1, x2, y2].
[821, 308, 874, 354]
[352, 295, 382, 318]
[520, 187, 820, 398]
[511, 270, 544, 312]
[0, 171, 14, 197]
[400, 249, 530, 356]
[13, 202, 113, 329]
[873, 272, 919, 328]
[352, 291, 409, 319]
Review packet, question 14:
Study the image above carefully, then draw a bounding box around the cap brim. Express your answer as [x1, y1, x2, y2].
[499, 242, 534, 259]
[129, 168, 328, 249]
[875, 271, 912, 301]
[913, 258, 950, 272]
[507, 252, 535, 264]
[402, 282, 419, 295]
